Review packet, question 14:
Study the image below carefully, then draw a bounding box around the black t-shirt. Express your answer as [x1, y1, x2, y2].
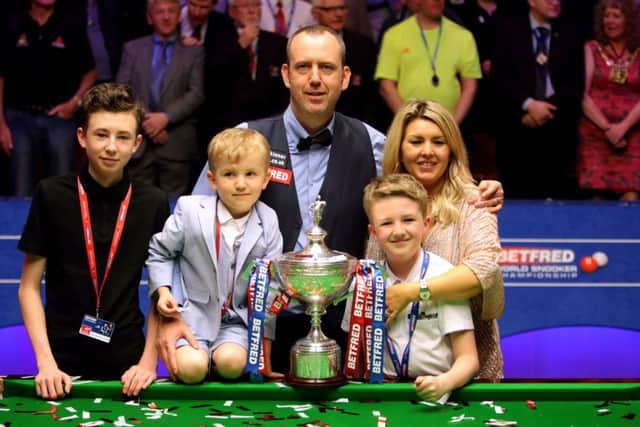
[18, 168, 169, 378]
[0, 7, 95, 109]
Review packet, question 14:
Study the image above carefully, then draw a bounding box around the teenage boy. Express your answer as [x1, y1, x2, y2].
[147, 128, 283, 383]
[343, 173, 478, 402]
[17, 83, 170, 399]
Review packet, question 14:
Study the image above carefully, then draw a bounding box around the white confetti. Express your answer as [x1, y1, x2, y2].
[114, 416, 134, 427]
[419, 401, 440, 407]
[495, 405, 505, 414]
[65, 406, 77, 413]
[79, 421, 105, 427]
[58, 415, 78, 421]
[206, 415, 229, 419]
[372, 410, 381, 416]
[82, 411, 90, 419]
[124, 400, 140, 406]
[46, 401, 61, 406]
[481, 401, 495, 407]
[274, 382, 288, 388]
[333, 397, 349, 403]
[224, 400, 233, 407]
[93, 398, 103, 404]
[298, 412, 309, 418]
[230, 415, 254, 419]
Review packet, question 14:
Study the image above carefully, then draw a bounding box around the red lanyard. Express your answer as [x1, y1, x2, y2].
[77, 177, 132, 318]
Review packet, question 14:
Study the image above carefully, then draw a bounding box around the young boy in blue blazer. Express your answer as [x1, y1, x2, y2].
[147, 128, 283, 383]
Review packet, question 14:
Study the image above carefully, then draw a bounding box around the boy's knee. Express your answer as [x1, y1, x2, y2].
[213, 343, 247, 379]
[176, 347, 209, 384]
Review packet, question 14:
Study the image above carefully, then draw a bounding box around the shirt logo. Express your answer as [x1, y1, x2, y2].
[417, 311, 438, 320]
[268, 165, 292, 185]
[402, 47, 411, 54]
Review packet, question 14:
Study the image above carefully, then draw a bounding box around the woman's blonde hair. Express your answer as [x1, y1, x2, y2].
[382, 99, 474, 226]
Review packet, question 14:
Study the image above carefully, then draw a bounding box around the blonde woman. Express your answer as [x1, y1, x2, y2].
[370, 99, 504, 381]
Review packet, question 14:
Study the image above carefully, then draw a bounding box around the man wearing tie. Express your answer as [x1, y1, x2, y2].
[492, 0, 584, 198]
[180, 0, 214, 45]
[117, 0, 204, 196]
[259, 0, 315, 38]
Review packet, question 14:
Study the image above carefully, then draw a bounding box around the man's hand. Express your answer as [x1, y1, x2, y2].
[521, 112, 537, 128]
[182, 36, 203, 47]
[526, 100, 557, 126]
[121, 363, 157, 397]
[35, 363, 73, 400]
[48, 98, 79, 120]
[143, 113, 169, 138]
[415, 374, 449, 402]
[0, 121, 13, 156]
[468, 180, 504, 214]
[156, 315, 198, 380]
[385, 283, 417, 327]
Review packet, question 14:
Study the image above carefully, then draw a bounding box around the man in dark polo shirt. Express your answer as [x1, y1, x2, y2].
[0, 0, 97, 196]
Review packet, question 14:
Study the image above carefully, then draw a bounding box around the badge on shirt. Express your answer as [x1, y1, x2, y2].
[268, 149, 292, 185]
[536, 52, 548, 65]
[268, 165, 292, 185]
[79, 314, 115, 343]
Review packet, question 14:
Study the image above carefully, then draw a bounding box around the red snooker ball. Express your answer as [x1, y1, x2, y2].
[580, 256, 598, 273]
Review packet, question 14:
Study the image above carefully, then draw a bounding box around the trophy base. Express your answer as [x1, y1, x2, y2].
[285, 373, 346, 389]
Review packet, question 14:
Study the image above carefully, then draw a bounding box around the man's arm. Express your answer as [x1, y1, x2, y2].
[378, 79, 405, 113]
[0, 76, 12, 155]
[453, 77, 477, 124]
[48, 68, 97, 119]
[18, 254, 72, 399]
[121, 307, 159, 396]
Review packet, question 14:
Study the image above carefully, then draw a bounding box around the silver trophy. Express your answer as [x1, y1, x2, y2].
[274, 198, 357, 387]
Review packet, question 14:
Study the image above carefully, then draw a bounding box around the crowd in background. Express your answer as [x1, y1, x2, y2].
[1, 0, 639, 200]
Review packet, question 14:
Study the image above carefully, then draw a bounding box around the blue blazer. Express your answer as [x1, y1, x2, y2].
[147, 195, 283, 341]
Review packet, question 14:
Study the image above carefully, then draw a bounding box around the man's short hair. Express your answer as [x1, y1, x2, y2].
[207, 128, 271, 172]
[77, 83, 145, 132]
[287, 24, 346, 65]
[147, 0, 180, 11]
[363, 173, 429, 222]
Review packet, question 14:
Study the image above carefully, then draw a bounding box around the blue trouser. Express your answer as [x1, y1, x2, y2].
[6, 108, 76, 196]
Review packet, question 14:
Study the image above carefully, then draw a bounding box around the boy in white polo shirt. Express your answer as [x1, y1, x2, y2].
[343, 173, 478, 402]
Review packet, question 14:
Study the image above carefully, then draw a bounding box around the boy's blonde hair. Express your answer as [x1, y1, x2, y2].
[207, 128, 271, 172]
[363, 173, 429, 222]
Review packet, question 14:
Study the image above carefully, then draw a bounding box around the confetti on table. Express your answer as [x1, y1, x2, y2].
[82, 411, 90, 419]
[114, 416, 134, 427]
[124, 400, 140, 406]
[372, 410, 381, 416]
[418, 401, 440, 407]
[224, 400, 233, 407]
[333, 398, 349, 403]
[46, 401, 61, 406]
[58, 414, 78, 421]
[494, 405, 505, 414]
[93, 398, 103, 404]
[229, 415, 254, 419]
[484, 419, 518, 426]
[65, 406, 77, 413]
[597, 408, 611, 416]
[481, 401, 495, 407]
[526, 400, 536, 410]
[450, 414, 475, 423]
[275, 382, 288, 388]
[79, 421, 105, 427]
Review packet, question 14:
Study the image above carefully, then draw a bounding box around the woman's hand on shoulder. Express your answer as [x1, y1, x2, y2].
[468, 180, 504, 214]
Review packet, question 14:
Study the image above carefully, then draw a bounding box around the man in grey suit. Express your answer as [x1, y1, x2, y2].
[117, 0, 204, 196]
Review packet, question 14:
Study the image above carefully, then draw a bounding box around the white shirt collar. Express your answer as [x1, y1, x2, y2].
[386, 250, 425, 284]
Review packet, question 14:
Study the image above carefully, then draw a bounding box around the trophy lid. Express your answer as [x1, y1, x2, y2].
[277, 198, 353, 265]
[274, 198, 356, 303]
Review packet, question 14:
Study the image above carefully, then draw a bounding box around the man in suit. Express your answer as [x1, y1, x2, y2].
[491, 0, 584, 198]
[311, 0, 382, 129]
[116, 0, 204, 196]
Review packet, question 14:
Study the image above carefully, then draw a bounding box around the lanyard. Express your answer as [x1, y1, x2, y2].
[386, 250, 430, 378]
[77, 177, 132, 319]
[417, 17, 443, 87]
[266, 0, 296, 36]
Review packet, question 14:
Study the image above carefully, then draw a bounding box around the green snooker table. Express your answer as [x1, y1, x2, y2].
[1, 377, 639, 426]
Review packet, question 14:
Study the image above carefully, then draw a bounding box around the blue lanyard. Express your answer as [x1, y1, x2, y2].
[266, 0, 296, 36]
[417, 17, 442, 87]
[386, 251, 430, 378]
